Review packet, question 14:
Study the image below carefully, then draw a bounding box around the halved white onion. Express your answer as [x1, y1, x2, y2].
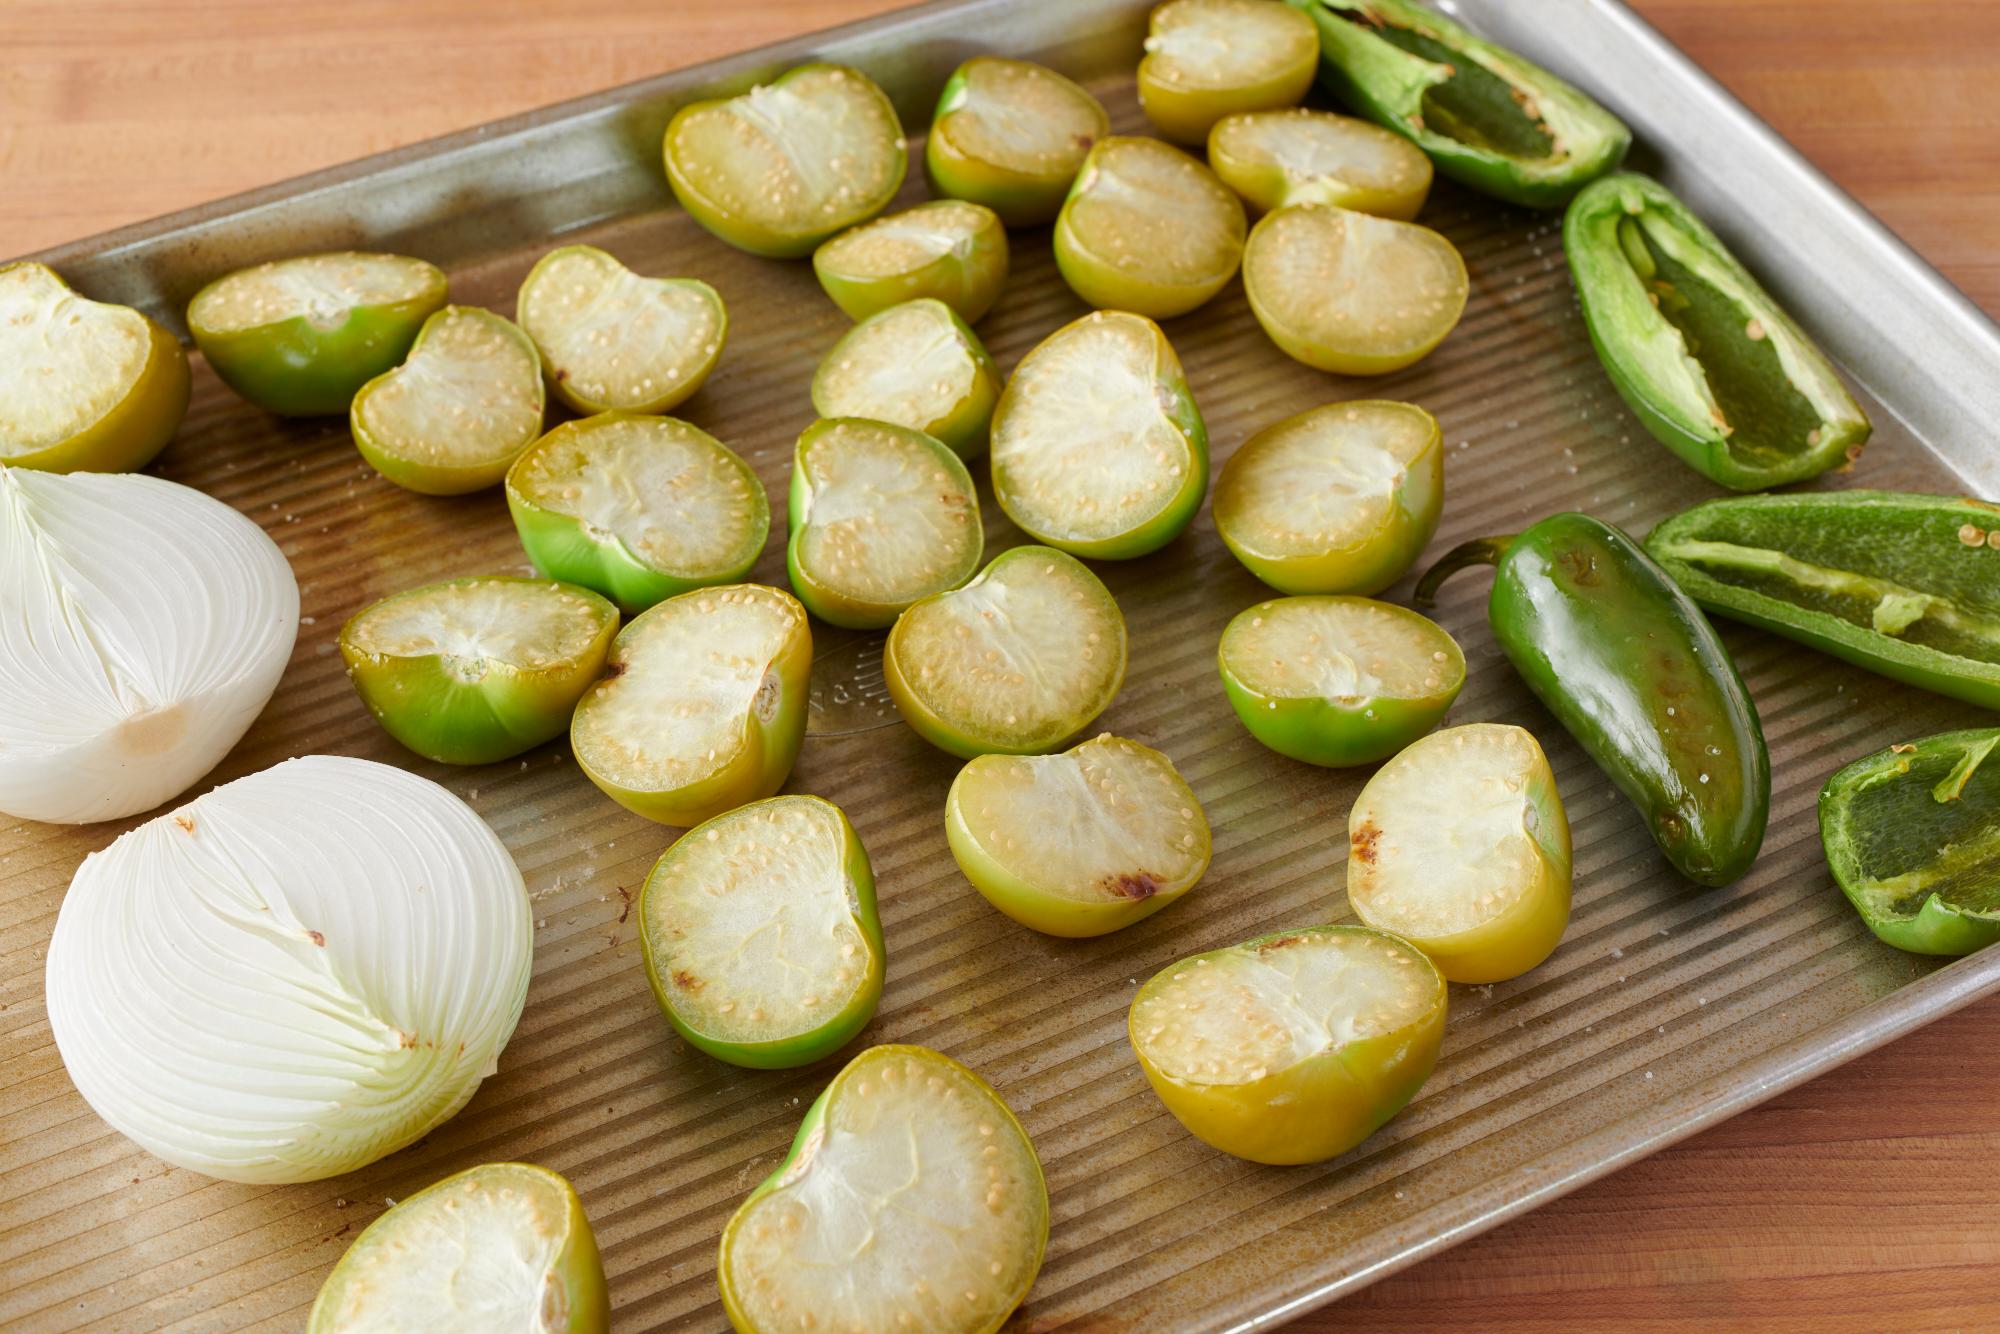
[45, 754, 534, 1185]
[0, 465, 298, 823]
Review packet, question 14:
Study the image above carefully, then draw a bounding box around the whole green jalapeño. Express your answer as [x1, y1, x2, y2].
[925, 56, 1110, 227]
[1297, 0, 1630, 209]
[664, 63, 907, 258]
[813, 201, 1010, 324]
[641, 795, 885, 1068]
[809, 298, 1001, 460]
[340, 576, 619, 765]
[1567, 173, 1871, 490]
[186, 251, 447, 416]
[0, 262, 191, 474]
[1820, 729, 2000, 957]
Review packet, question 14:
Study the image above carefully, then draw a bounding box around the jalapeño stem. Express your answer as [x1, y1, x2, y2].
[1414, 535, 1517, 607]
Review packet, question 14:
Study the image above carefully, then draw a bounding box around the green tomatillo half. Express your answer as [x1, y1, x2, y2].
[0, 261, 191, 473]
[571, 583, 812, 827]
[885, 545, 1127, 759]
[947, 733, 1211, 938]
[506, 411, 770, 614]
[1348, 722, 1572, 983]
[1129, 924, 1446, 1165]
[1208, 107, 1433, 219]
[349, 305, 545, 494]
[1820, 728, 2000, 957]
[1054, 136, 1247, 319]
[991, 310, 1207, 559]
[1218, 595, 1463, 767]
[813, 201, 1010, 324]
[1138, 0, 1321, 144]
[516, 244, 726, 417]
[809, 298, 1001, 461]
[641, 795, 885, 1068]
[787, 417, 983, 630]
[1244, 202, 1467, 375]
[340, 575, 619, 766]
[925, 56, 1111, 227]
[308, 1162, 608, 1334]
[664, 63, 907, 259]
[717, 1044, 1048, 1334]
[1214, 399, 1443, 595]
[186, 251, 447, 416]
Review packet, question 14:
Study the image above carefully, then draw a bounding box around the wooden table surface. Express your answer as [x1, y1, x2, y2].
[5, 1, 1998, 1329]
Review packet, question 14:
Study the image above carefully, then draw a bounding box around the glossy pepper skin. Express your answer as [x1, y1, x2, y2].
[1567, 173, 1870, 490]
[1292, 0, 1629, 209]
[1418, 513, 1770, 887]
[1646, 491, 2000, 711]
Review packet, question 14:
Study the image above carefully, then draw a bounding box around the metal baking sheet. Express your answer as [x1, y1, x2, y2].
[5, 1, 1998, 1329]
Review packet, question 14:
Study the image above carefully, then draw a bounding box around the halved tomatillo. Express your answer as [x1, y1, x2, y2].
[788, 417, 983, 629]
[925, 56, 1111, 227]
[571, 583, 811, 827]
[1054, 136, 1247, 319]
[506, 411, 769, 614]
[810, 298, 1001, 460]
[1219, 596, 1463, 768]
[718, 1044, 1048, 1334]
[641, 795, 884, 1069]
[515, 244, 725, 417]
[186, 251, 447, 416]
[1137, 0, 1321, 144]
[1214, 399, 1443, 594]
[308, 1162, 608, 1334]
[1208, 108, 1433, 220]
[1129, 924, 1447, 1165]
[813, 201, 1010, 324]
[349, 305, 545, 494]
[1348, 722, 1573, 984]
[991, 310, 1207, 559]
[340, 575, 619, 766]
[664, 63, 907, 259]
[0, 261, 191, 474]
[1243, 203, 1468, 375]
[884, 545, 1127, 759]
[946, 734, 1211, 937]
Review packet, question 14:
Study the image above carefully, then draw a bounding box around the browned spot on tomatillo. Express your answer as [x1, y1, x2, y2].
[602, 661, 626, 681]
[1351, 821, 1382, 866]
[174, 815, 195, 834]
[306, 930, 326, 947]
[1254, 933, 1310, 954]
[1105, 872, 1159, 901]
[672, 969, 703, 991]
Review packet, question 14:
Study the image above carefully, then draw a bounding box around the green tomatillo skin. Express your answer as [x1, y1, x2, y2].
[1137, 0, 1322, 145]
[925, 57, 1110, 227]
[1418, 512, 1770, 887]
[812, 201, 1010, 324]
[809, 299, 1001, 461]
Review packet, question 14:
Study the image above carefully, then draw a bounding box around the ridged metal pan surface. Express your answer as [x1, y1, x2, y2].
[5, 1, 1998, 1330]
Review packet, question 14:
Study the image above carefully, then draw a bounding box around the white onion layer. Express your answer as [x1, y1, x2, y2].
[0, 465, 298, 823]
[45, 755, 534, 1185]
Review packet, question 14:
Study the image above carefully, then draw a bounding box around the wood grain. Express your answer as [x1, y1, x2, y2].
[2, 2, 1996, 1331]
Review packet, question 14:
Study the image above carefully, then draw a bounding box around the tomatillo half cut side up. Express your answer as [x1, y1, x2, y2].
[1244, 202, 1467, 375]
[946, 734, 1212, 937]
[0, 262, 190, 473]
[813, 201, 1010, 324]
[664, 63, 907, 259]
[1214, 399, 1443, 594]
[516, 244, 726, 417]
[1139, 0, 1320, 144]
[308, 1162, 608, 1334]
[1208, 108, 1433, 219]
[810, 298, 1001, 461]
[340, 576, 619, 766]
[1300, 0, 1631, 209]
[1129, 924, 1446, 1165]
[571, 583, 812, 827]
[186, 251, 447, 416]
[1820, 728, 2000, 957]
[787, 417, 983, 630]
[990, 311, 1207, 559]
[348, 305, 545, 494]
[925, 56, 1111, 227]
[1348, 722, 1572, 982]
[506, 412, 770, 614]
[641, 796, 885, 1068]
[884, 545, 1127, 759]
[1219, 596, 1463, 767]
[1566, 172, 1870, 490]
[1053, 136, 1247, 319]
[717, 1044, 1048, 1334]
